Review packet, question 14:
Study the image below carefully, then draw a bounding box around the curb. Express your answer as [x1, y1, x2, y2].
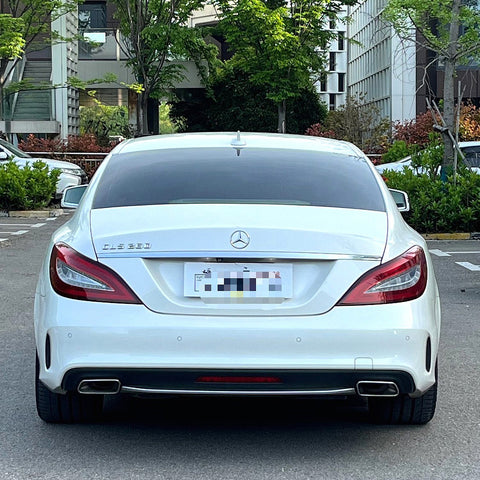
[422, 232, 480, 240]
[6, 209, 65, 218]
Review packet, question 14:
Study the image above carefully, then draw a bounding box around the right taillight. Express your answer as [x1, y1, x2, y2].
[338, 246, 427, 306]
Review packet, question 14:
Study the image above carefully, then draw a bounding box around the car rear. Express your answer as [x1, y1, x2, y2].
[34, 133, 440, 424]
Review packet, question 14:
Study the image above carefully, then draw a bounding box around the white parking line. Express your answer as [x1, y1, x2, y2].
[429, 249, 451, 257]
[31, 223, 46, 228]
[429, 249, 480, 256]
[445, 251, 480, 254]
[456, 262, 480, 272]
[0, 223, 36, 227]
[0, 230, 29, 236]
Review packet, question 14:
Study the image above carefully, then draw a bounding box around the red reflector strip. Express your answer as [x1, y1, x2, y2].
[196, 376, 282, 384]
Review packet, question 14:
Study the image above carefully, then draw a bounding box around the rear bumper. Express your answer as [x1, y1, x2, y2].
[62, 367, 415, 396]
[35, 287, 440, 397]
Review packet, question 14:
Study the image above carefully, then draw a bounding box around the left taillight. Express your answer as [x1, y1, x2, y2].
[338, 246, 427, 306]
[49, 243, 141, 304]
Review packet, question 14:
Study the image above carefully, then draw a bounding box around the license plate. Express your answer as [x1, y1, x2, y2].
[184, 263, 293, 300]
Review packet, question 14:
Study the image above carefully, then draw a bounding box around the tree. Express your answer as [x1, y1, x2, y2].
[383, 0, 480, 175]
[110, 0, 218, 135]
[171, 64, 328, 133]
[214, 0, 357, 132]
[0, 0, 79, 101]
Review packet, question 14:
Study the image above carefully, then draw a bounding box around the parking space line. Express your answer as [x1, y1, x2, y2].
[445, 251, 480, 254]
[11, 230, 29, 236]
[0, 223, 37, 227]
[31, 223, 47, 228]
[456, 262, 480, 271]
[429, 249, 451, 257]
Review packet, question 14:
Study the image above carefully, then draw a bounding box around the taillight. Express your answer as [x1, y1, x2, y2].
[338, 246, 427, 305]
[50, 243, 141, 304]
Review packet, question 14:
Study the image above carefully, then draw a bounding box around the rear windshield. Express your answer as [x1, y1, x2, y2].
[93, 148, 385, 212]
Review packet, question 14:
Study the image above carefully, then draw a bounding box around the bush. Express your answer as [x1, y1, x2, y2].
[383, 169, 480, 233]
[0, 160, 59, 210]
[19, 134, 112, 154]
[382, 140, 417, 164]
[459, 102, 480, 141]
[305, 95, 391, 154]
[392, 112, 436, 148]
[80, 103, 132, 146]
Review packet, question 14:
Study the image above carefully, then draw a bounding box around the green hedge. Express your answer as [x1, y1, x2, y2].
[0, 160, 59, 210]
[383, 168, 480, 233]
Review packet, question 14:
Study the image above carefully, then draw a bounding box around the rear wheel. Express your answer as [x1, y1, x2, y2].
[35, 356, 103, 423]
[368, 368, 437, 425]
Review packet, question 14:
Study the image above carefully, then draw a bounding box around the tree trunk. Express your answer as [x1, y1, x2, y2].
[277, 100, 286, 133]
[441, 0, 461, 176]
[442, 57, 455, 173]
[137, 92, 149, 135]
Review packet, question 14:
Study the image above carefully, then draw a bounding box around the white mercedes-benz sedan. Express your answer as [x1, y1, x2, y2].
[34, 132, 440, 424]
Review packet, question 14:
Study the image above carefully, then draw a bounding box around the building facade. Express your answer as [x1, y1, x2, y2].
[316, 7, 349, 111]
[347, 0, 480, 125]
[347, 0, 416, 123]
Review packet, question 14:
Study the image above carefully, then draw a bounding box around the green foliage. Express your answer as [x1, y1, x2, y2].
[214, 0, 355, 130]
[382, 140, 417, 164]
[383, 0, 480, 170]
[0, 0, 81, 85]
[383, 0, 480, 66]
[383, 169, 480, 233]
[80, 103, 131, 146]
[110, 0, 219, 133]
[410, 140, 443, 179]
[171, 66, 327, 133]
[0, 14, 25, 59]
[0, 160, 59, 210]
[159, 103, 179, 134]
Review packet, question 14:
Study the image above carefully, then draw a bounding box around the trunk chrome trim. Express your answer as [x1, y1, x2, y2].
[121, 386, 357, 396]
[97, 251, 382, 261]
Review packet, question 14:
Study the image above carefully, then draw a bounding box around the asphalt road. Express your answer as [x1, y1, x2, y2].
[0, 215, 479, 480]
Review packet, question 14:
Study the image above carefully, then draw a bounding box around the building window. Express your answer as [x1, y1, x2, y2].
[329, 52, 336, 71]
[79, 2, 107, 30]
[338, 73, 345, 92]
[329, 19, 336, 30]
[338, 31, 345, 51]
[329, 94, 336, 110]
[320, 73, 327, 92]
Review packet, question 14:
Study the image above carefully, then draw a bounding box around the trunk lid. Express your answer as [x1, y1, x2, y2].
[90, 204, 387, 315]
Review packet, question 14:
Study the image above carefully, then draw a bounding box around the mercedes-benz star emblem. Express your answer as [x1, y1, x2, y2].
[230, 230, 250, 249]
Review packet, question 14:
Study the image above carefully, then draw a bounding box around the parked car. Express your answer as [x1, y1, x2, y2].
[0, 139, 87, 198]
[376, 141, 480, 175]
[35, 132, 440, 425]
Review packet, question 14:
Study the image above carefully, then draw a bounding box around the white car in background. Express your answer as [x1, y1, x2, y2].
[0, 138, 87, 198]
[34, 132, 441, 425]
[376, 141, 480, 175]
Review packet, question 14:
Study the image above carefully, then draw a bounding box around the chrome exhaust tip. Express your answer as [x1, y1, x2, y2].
[78, 379, 121, 395]
[356, 381, 399, 397]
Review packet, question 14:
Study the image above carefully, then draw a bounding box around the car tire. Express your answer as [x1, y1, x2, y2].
[368, 367, 437, 425]
[35, 355, 103, 423]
